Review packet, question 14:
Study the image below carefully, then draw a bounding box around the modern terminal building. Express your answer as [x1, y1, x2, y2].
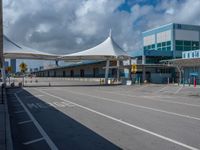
[22, 23, 200, 84]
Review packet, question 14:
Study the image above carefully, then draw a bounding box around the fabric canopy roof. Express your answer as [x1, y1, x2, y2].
[161, 58, 200, 67]
[60, 33, 131, 61]
[3, 35, 61, 60]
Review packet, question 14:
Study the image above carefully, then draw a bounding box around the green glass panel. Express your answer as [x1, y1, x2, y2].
[166, 41, 171, 46]
[148, 45, 151, 49]
[157, 48, 161, 51]
[184, 41, 191, 46]
[162, 42, 166, 46]
[157, 43, 161, 47]
[192, 41, 199, 47]
[175, 40, 183, 45]
[162, 47, 166, 51]
[184, 46, 191, 51]
[152, 44, 155, 48]
[176, 46, 183, 51]
[192, 46, 199, 50]
[166, 46, 171, 51]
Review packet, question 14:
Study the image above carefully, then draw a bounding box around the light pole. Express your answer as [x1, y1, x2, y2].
[0, 0, 5, 84]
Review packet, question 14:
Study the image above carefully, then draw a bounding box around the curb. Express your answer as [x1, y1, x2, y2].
[4, 88, 13, 150]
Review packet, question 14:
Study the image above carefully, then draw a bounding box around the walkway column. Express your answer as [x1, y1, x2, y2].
[142, 65, 146, 83]
[105, 60, 110, 85]
[129, 58, 132, 80]
[117, 60, 120, 81]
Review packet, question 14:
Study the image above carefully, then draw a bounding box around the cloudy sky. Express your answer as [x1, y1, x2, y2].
[3, 0, 200, 68]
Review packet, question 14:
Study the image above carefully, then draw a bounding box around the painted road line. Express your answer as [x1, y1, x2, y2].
[153, 85, 170, 93]
[174, 86, 183, 94]
[23, 137, 44, 145]
[36, 89, 199, 150]
[14, 110, 25, 114]
[14, 93, 59, 150]
[18, 120, 32, 125]
[94, 89, 200, 108]
[57, 89, 200, 121]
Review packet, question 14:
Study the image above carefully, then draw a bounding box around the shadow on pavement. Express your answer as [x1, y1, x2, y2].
[7, 88, 122, 150]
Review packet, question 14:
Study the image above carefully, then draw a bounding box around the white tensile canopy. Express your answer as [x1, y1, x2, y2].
[3, 32, 131, 84]
[59, 32, 131, 84]
[3, 35, 60, 60]
[60, 33, 130, 61]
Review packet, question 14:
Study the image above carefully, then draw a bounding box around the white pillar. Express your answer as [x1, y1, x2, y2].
[117, 60, 120, 81]
[129, 58, 132, 80]
[105, 60, 110, 84]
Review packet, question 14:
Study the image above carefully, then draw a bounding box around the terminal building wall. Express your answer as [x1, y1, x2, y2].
[34, 61, 122, 78]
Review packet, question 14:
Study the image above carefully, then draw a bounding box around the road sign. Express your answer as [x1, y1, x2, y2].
[19, 62, 27, 73]
[6, 66, 12, 73]
[131, 64, 137, 73]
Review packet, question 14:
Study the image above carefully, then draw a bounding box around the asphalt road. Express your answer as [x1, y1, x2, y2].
[7, 81, 200, 150]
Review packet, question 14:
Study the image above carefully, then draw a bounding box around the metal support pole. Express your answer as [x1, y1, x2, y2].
[117, 60, 120, 82]
[129, 58, 132, 80]
[105, 60, 110, 85]
[142, 66, 146, 83]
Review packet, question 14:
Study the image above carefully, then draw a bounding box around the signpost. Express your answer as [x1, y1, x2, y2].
[19, 62, 28, 86]
[131, 64, 137, 74]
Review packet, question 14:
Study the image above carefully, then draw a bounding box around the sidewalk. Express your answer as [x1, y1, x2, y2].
[0, 86, 13, 150]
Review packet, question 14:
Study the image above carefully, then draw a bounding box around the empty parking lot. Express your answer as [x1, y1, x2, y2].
[7, 81, 200, 150]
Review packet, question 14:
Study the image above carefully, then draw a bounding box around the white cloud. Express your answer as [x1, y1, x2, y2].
[3, 0, 200, 56]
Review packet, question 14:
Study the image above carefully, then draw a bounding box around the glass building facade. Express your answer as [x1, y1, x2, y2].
[142, 23, 200, 61]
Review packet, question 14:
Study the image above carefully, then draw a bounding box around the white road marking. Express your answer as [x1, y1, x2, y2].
[14, 110, 25, 114]
[23, 137, 44, 145]
[18, 120, 32, 125]
[95, 89, 200, 108]
[174, 86, 183, 94]
[53, 89, 200, 121]
[35, 89, 199, 150]
[153, 85, 169, 93]
[14, 93, 58, 150]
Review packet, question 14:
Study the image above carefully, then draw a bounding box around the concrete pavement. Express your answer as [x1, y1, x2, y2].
[6, 81, 200, 150]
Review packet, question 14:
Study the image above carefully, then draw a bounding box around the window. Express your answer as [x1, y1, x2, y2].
[192, 46, 199, 50]
[166, 46, 171, 51]
[187, 53, 190, 58]
[184, 41, 191, 46]
[157, 48, 161, 51]
[162, 42, 166, 46]
[192, 41, 199, 47]
[162, 47, 166, 51]
[196, 52, 199, 57]
[176, 46, 183, 51]
[184, 46, 191, 51]
[157, 43, 161, 47]
[183, 53, 186, 58]
[152, 44, 155, 48]
[176, 40, 183, 45]
[192, 52, 195, 58]
[166, 41, 171, 46]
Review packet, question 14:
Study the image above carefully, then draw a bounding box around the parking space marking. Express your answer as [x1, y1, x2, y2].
[51, 88, 200, 121]
[36, 89, 199, 150]
[23, 137, 44, 145]
[18, 120, 32, 125]
[94, 89, 200, 108]
[153, 85, 169, 93]
[174, 86, 183, 94]
[14, 93, 58, 150]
